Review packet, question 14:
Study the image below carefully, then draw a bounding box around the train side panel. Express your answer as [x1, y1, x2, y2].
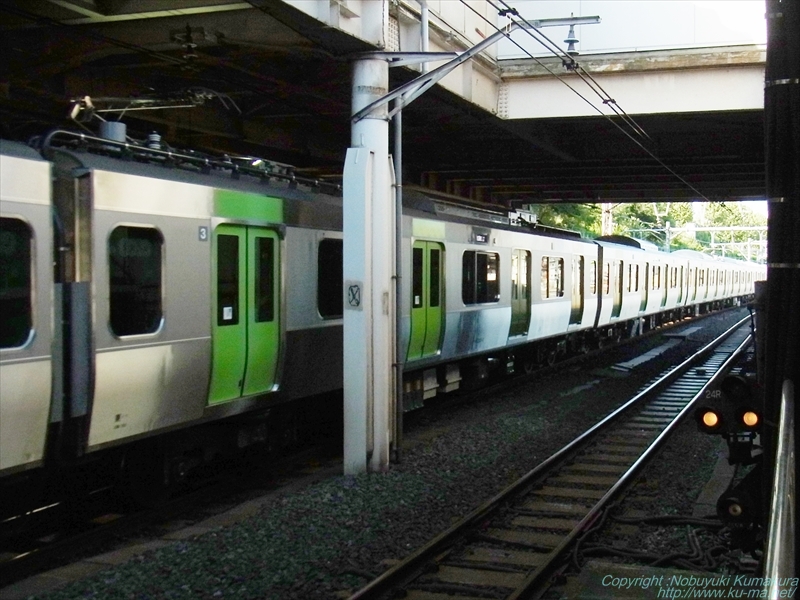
[0, 147, 53, 474]
[280, 226, 343, 400]
[86, 170, 212, 450]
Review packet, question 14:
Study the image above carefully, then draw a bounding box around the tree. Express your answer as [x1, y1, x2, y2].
[523, 203, 601, 237]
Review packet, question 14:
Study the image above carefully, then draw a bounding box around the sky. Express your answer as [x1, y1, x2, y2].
[498, 1, 767, 58]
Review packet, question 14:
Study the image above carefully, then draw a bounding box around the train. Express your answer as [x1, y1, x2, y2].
[0, 129, 765, 507]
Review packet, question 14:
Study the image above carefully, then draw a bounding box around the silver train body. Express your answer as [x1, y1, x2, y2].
[0, 136, 766, 480]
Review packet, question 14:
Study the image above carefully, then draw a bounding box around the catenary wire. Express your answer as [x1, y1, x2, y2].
[495, 0, 651, 140]
[458, 0, 714, 202]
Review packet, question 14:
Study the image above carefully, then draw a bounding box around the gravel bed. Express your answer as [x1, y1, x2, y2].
[16, 309, 750, 600]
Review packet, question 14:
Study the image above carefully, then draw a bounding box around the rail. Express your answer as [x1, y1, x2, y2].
[348, 317, 753, 600]
[764, 379, 795, 599]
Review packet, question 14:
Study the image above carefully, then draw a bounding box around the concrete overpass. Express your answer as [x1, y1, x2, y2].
[0, 0, 766, 205]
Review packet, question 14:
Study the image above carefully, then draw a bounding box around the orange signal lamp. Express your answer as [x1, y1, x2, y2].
[702, 411, 720, 428]
[742, 411, 759, 428]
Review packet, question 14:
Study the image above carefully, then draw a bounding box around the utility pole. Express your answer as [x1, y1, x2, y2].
[762, 0, 799, 584]
[601, 202, 614, 235]
[342, 10, 600, 474]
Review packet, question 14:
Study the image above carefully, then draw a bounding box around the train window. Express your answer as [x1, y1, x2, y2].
[589, 260, 597, 295]
[570, 256, 584, 324]
[627, 264, 633, 293]
[0, 217, 33, 348]
[430, 248, 441, 308]
[634, 265, 640, 292]
[602, 262, 610, 295]
[318, 239, 343, 318]
[699, 269, 705, 287]
[413, 247, 424, 308]
[540, 257, 548, 299]
[463, 251, 499, 304]
[512, 253, 519, 301]
[215, 234, 239, 326]
[511, 251, 530, 302]
[463, 252, 475, 304]
[541, 256, 565, 299]
[520, 252, 529, 300]
[255, 237, 274, 322]
[109, 226, 163, 336]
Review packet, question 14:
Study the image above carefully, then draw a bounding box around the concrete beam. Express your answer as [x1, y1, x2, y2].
[499, 45, 766, 119]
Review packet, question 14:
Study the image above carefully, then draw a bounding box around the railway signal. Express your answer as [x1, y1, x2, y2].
[695, 373, 764, 530]
[695, 374, 762, 464]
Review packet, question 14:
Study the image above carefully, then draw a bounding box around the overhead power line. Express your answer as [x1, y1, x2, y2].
[457, 0, 714, 203]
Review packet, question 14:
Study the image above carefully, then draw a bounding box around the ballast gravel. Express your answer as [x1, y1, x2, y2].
[20, 309, 751, 600]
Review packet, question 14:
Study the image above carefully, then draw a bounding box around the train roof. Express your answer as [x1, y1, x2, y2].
[595, 235, 660, 252]
[35, 129, 343, 207]
[0, 139, 47, 161]
[403, 186, 592, 244]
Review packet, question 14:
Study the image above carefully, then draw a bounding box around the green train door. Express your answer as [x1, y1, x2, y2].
[209, 225, 280, 404]
[407, 241, 444, 360]
[510, 249, 531, 336]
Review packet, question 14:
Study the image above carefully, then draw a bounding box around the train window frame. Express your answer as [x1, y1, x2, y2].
[317, 238, 343, 319]
[108, 224, 164, 337]
[541, 256, 565, 300]
[627, 263, 633, 293]
[463, 250, 500, 305]
[429, 247, 442, 308]
[588, 260, 597, 296]
[0, 217, 34, 349]
[255, 236, 275, 323]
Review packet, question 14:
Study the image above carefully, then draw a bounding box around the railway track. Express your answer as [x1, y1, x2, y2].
[348, 316, 754, 600]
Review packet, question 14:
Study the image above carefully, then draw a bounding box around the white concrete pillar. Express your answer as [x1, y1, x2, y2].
[343, 57, 395, 474]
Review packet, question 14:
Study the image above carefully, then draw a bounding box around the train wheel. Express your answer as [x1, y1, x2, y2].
[536, 344, 548, 365]
[119, 443, 173, 509]
[522, 352, 536, 375]
[515, 347, 537, 375]
[546, 348, 557, 366]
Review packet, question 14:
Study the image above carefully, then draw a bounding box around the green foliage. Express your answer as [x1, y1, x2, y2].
[523, 203, 601, 237]
[525, 201, 767, 262]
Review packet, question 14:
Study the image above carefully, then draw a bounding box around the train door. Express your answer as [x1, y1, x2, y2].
[569, 255, 584, 325]
[510, 249, 531, 336]
[640, 262, 649, 311]
[612, 260, 623, 318]
[209, 225, 280, 404]
[407, 241, 444, 360]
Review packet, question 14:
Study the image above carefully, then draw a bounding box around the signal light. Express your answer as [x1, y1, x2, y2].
[695, 375, 761, 435]
[741, 410, 759, 428]
[696, 407, 723, 432]
[702, 410, 719, 428]
[695, 373, 761, 466]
